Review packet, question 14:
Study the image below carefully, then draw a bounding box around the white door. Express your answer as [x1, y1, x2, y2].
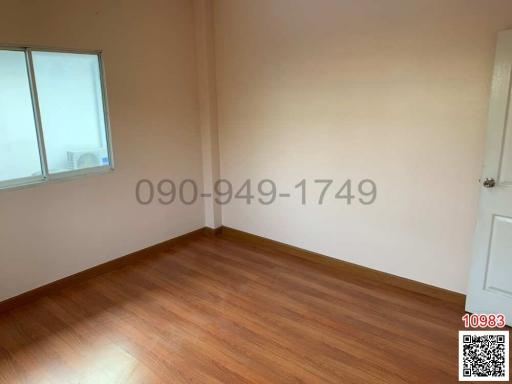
[466, 30, 512, 326]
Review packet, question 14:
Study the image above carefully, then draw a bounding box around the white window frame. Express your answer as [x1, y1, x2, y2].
[0, 45, 114, 191]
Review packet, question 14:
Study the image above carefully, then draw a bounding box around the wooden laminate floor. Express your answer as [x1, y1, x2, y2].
[0, 233, 479, 383]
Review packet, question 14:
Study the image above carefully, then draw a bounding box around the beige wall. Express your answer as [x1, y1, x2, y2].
[195, 0, 222, 228]
[214, 0, 512, 293]
[2, 0, 512, 300]
[0, 0, 204, 301]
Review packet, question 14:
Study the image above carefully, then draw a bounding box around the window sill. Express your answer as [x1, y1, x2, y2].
[0, 166, 114, 193]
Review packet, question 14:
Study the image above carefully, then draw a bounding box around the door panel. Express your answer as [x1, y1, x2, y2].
[466, 30, 512, 326]
[498, 79, 512, 185]
[485, 215, 512, 296]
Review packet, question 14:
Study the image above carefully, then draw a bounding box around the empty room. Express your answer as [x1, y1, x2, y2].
[1, 0, 512, 383]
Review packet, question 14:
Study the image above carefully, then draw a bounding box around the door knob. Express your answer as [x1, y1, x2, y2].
[483, 178, 496, 188]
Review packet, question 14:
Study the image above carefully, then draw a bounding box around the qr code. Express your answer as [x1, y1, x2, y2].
[459, 331, 509, 381]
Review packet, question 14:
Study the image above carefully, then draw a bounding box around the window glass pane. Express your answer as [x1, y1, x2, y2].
[0, 50, 43, 183]
[32, 51, 110, 174]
